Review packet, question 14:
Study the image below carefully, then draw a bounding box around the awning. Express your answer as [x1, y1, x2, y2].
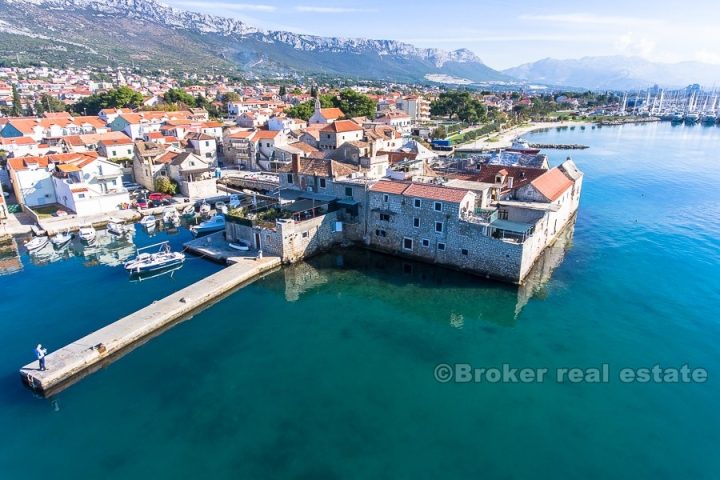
[337, 198, 360, 206]
[490, 219, 534, 233]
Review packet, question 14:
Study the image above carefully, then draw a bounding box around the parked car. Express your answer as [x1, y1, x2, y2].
[54, 209, 69, 217]
[135, 198, 148, 209]
[122, 181, 142, 192]
[148, 192, 172, 201]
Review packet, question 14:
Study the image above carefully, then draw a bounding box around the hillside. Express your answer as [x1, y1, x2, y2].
[0, 0, 510, 84]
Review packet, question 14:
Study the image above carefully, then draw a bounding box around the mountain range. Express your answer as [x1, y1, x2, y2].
[0, 0, 510, 84]
[0, 0, 717, 89]
[504, 56, 720, 90]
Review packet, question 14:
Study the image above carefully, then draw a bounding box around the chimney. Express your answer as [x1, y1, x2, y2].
[291, 153, 300, 173]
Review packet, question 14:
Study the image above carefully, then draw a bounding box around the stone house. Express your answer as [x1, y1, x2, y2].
[167, 152, 217, 199]
[318, 120, 363, 151]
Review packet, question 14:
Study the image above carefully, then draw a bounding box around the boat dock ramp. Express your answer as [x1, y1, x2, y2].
[19, 254, 281, 397]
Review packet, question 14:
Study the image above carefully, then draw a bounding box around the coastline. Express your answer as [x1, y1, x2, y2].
[456, 120, 591, 151]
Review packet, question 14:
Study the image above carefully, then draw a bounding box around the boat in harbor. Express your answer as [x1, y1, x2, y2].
[50, 230, 73, 248]
[139, 215, 157, 229]
[78, 225, 96, 243]
[671, 112, 685, 123]
[685, 113, 700, 124]
[107, 221, 130, 236]
[162, 207, 181, 226]
[123, 241, 185, 274]
[182, 204, 196, 219]
[25, 236, 49, 253]
[229, 240, 251, 251]
[506, 139, 540, 155]
[199, 202, 211, 218]
[191, 214, 225, 236]
[702, 113, 717, 125]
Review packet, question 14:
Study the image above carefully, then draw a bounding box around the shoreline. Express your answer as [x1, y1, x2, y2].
[456, 120, 591, 151]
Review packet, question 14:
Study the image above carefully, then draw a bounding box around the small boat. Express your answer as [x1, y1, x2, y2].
[139, 215, 157, 228]
[124, 242, 185, 274]
[25, 236, 49, 252]
[107, 222, 129, 236]
[191, 214, 226, 236]
[228, 194, 242, 209]
[506, 139, 540, 155]
[215, 201, 228, 214]
[229, 240, 250, 251]
[199, 202, 211, 218]
[685, 113, 700, 124]
[182, 204, 196, 218]
[78, 225, 96, 243]
[162, 207, 180, 226]
[50, 230, 73, 248]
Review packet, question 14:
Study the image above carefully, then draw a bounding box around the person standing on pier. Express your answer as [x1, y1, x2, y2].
[35, 344, 47, 371]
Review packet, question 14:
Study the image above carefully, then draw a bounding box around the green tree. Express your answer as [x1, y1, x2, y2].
[33, 99, 44, 116]
[285, 95, 334, 121]
[279, 85, 287, 97]
[430, 90, 487, 123]
[154, 176, 177, 195]
[310, 85, 318, 98]
[73, 86, 143, 115]
[10, 85, 22, 117]
[430, 125, 447, 139]
[221, 91, 242, 103]
[163, 88, 198, 107]
[39, 94, 66, 113]
[333, 89, 376, 118]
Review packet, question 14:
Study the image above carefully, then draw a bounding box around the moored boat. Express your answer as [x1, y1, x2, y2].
[25, 236, 49, 252]
[139, 215, 157, 228]
[50, 230, 73, 248]
[107, 222, 129, 236]
[191, 214, 225, 236]
[162, 207, 181, 226]
[78, 225, 96, 243]
[123, 242, 185, 274]
[229, 240, 250, 251]
[506, 139, 540, 155]
[182, 204, 196, 219]
[685, 112, 700, 124]
[199, 202, 211, 218]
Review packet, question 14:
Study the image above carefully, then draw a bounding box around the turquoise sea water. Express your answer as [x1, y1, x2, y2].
[1, 122, 719, 479]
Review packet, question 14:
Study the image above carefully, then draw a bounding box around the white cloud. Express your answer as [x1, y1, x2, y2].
[173, 1, 277, 12]
[402, 34, 605, 44]
[694, 50, 720, 64]
[295, 6, 379, 14]
[519, 13, 663, 27]
[614, 32, 656, 57]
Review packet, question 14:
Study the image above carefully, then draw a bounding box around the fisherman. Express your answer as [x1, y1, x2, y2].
[35, 344, 47, 371]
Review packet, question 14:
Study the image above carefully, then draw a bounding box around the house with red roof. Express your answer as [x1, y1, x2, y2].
[318, 120, 363, 150]
[308, 97, 345, 125]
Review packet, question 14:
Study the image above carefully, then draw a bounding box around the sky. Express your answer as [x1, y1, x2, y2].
[162, 0, 720, 69]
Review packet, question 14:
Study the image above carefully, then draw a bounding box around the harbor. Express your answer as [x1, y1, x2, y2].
[19, 253, 280, 397]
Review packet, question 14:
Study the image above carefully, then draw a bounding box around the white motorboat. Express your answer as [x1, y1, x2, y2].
[78, 225, 96, 243]
[229, 240, 250, 251]
[191, 214, 226, 236]
[215, 201, 228, 214]
[25, 236, 49, 252]
[124, 242, 185, 274]
[50, 230, 73, 248]
[199, 202, 211, 218]
[182, 204, 196, 218]
[107, 222, 129, 236]
[139, 215, 157, 228]
[162, 207, 180, 226]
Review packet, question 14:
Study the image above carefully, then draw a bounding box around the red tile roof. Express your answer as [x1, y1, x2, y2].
[370, 181, 410, 195]
[319, 107, 344, 119]
[404, 183, 470, 203]
[321, 120, 362, 133]
[529, 167, 574, 201]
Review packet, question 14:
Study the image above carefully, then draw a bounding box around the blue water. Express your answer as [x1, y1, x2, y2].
[1, 122, 719, 479]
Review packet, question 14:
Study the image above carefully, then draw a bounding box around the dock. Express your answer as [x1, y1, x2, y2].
[19, 255, 281, 397]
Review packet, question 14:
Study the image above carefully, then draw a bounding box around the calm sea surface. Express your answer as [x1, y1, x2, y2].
[1, 122, 719, 479]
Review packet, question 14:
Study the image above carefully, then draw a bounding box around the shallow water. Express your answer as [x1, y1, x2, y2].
[1, 122, 719, 479]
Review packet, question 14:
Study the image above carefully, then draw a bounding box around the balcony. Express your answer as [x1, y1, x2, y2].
[461, 208, 498, 225]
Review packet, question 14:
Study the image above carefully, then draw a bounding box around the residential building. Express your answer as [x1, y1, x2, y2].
[167, 152, 217, 199]
[308, 97, 345, 125]
[318, 120, 363, 150]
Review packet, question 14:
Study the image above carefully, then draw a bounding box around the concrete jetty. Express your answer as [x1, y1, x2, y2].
[20, 255, 281, 397]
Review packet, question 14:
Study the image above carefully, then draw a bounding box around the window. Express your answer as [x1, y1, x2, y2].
[379, 213, 390, 222]
[414, 198, 421, 208]
[375, 229, 387, 237]
[319, 178, 326, 189]
[345, 187, 353, 197]
[302, 231, 309, 238]
[438, 243, 446, 251]
[435, 221, 443, 233]
[499, 210, 508, 220]
[461, 248, 468, 256]
[422, 239, 429, 247]
[205, 141, 210, 147]
[403, 237, 413, 250]
[434, 201, 442, 211]
[112, 150, 117, 156]
[287, 173, 293, 184]
[413, 217, 420, 228]
[383, 194, 389, 203]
